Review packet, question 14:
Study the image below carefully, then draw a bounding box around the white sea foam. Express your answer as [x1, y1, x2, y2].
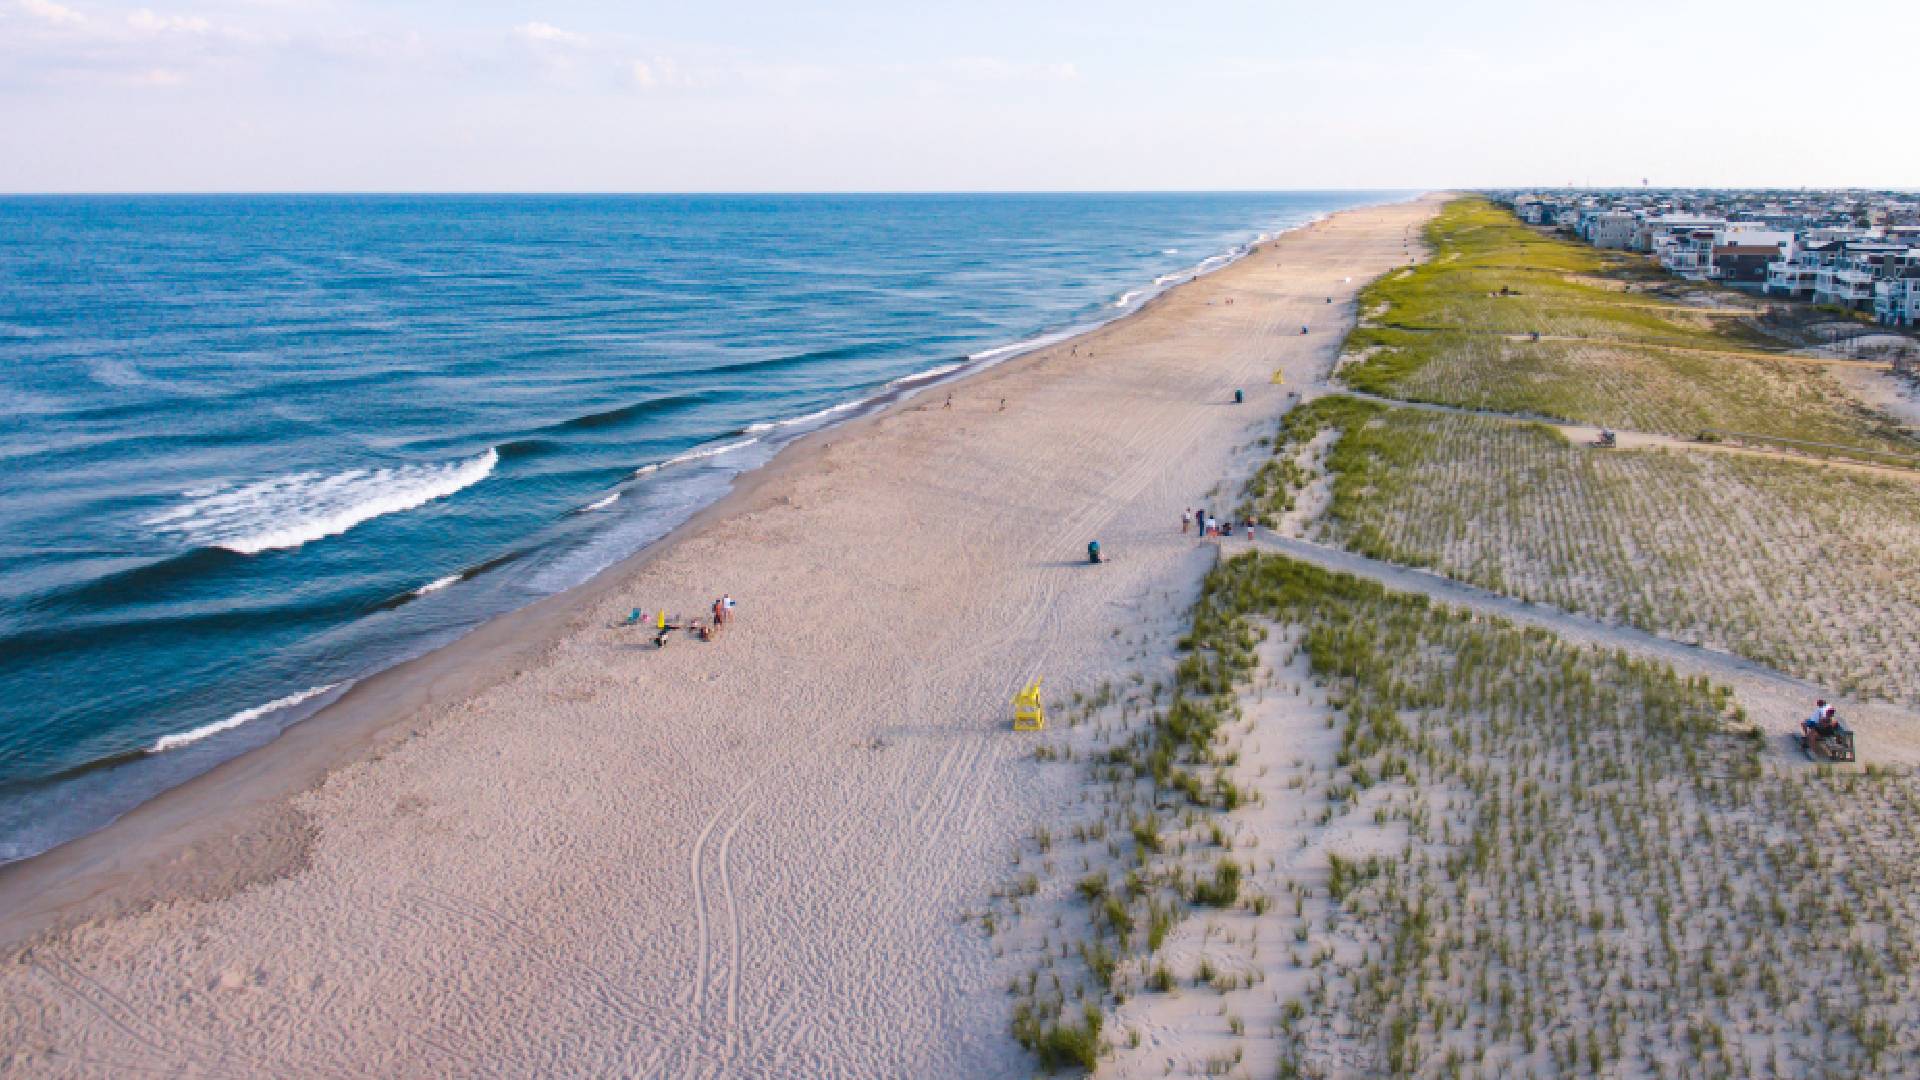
[412, 573, 463, 596]
[148, 449, 498, 555]
[148, 684, 339, 753]
[633, 437, 760, 477]
[887, 361, 963, 388]
[1162, 248, 1179, 254]
[581, 492, 622, 512]
[969, 341, 1035, 363]
[1114, 288, 1147, 309]
[743, 399, 864, 434]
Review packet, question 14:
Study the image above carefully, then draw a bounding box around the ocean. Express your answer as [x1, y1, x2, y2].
[0, 191, 1392, 862]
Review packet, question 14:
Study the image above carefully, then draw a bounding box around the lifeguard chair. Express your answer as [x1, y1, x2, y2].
[1013, 678, 1045, 732]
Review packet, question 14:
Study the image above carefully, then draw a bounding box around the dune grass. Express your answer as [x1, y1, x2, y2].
[1205, 555, 1920, 1077]
[1252, 396, 1920, 703]
[1340, 199, 1917, 454]
[1004, 553, 1920, 1074]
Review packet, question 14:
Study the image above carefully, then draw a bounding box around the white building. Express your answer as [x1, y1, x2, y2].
[1874, 262, 1920, 327]
[1586, 212, 1638, 249]
[1814, 259, 1882, 309]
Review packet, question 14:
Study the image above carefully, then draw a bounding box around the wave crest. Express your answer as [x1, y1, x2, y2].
[146, 449, 498, 555]
[148, 683, 339, 753]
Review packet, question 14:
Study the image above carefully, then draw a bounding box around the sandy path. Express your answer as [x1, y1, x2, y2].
[1251, 533, 1920, 765]
[0, 197, 1443, 1078]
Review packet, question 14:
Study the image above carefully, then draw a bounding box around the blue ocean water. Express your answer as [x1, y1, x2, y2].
[0, 191, 1392, 861]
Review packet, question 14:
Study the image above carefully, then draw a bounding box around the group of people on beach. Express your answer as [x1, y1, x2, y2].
[627, 594, 736, 647]
[1183, 508, 1254, 541]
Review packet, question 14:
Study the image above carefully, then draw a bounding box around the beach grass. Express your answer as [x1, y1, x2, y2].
[1004, 551, 1920, 1074]
[1339, 198, 1918, 453]
[1250, 395, 1920, 703]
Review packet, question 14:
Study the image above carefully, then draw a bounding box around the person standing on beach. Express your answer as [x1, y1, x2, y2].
[712, 597, 726, 631]
[1182, 509, 1192, 534]
[722, 594, 736, 625]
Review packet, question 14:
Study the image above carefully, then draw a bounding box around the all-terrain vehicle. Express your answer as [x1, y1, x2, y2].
[1797, 718, 1856, 763]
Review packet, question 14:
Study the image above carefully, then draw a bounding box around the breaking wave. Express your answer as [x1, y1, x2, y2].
[148, 684, 339, 753]
[411, 573, 462, 596]
[632, 437, 760, 477]
[146, 449, 498, 554]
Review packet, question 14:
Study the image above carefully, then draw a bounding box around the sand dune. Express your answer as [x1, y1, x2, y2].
[0, 196, 1440, 1078]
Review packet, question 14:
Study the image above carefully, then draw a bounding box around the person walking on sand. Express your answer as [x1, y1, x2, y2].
[1182, 509, 1192, 534]
[722, 594, 736, 625]
[712, 597, 726, 631]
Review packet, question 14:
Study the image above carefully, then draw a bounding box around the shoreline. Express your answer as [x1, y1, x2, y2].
[0, 201, 1398, 944]
[0, 201, 1353, 874]
[0, 193, 1442, 1078]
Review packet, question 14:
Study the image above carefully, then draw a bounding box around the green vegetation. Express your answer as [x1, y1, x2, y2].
[1199, 555, 1919, 1075]
[1340, 198, 1916, 452]
[1353, 198, 1737, 342]
[1001, 195, 1920, 1075]
[1014, 1000, 1103, 1071]
[1253, 396, 1920, 702]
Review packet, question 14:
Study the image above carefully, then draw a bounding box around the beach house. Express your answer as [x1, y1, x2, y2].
[1874, 258, 1920, 327]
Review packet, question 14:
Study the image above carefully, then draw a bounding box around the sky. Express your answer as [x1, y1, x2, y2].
[2, 0, 1916, 193]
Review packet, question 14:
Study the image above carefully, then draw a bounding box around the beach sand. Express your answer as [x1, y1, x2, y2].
[0, 195, 1442, 1078]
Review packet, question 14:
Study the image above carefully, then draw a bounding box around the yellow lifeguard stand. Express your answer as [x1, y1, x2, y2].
[1013, 678, 1045, 732]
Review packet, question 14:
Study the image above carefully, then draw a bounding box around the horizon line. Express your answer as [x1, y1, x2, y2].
[0, 187, 1432, 198]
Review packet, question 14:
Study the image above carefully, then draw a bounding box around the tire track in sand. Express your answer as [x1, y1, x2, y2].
[23, 955, 270, 1080]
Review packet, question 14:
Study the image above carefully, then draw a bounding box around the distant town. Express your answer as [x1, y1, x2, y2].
[1489, 189, 1920, 328]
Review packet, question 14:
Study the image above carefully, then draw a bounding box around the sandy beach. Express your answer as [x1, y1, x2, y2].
[0, 196, 1441, 1077]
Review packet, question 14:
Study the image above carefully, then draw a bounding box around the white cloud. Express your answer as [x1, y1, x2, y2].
[128, 9, 213, 34]
[513, 21, 587, 48]
[922, 57, 1082, 84]
[18, 0, 85, 24]
[629, 56, 683, 88]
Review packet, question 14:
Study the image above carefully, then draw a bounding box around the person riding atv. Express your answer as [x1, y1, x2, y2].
[1592, 429, 1617, 449]
[1798, 699, 1856, 762]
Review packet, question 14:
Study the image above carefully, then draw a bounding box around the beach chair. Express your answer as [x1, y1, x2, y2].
[1013, 678, 1045, 732]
